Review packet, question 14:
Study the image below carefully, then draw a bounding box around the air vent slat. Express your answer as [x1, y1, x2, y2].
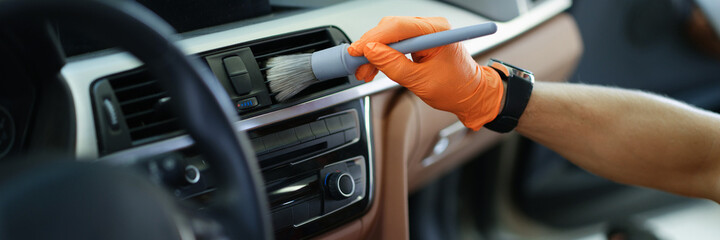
[102, 69, 181, 147]
[124, 109, 155, 119]
[114, 80, 158, 93]
[129, 118, 177, 133]
[253, 39, 331, 59]
[119, 92, 166, 106]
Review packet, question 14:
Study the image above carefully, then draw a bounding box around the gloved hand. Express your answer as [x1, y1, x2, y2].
[347, 16, 505, 131]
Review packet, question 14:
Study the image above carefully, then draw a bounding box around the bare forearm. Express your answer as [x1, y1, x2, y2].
[516, 82, 720, 200]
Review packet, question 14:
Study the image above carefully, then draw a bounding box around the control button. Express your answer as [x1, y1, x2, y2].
[326, 172, 355, 200]
[324, 117, 343, 133]
[148, 154, 187, 187]
[353, 179, 364, 197]
[102, 98, 120, 131]
[236, 97, 258, 111]
[272, 207, 293, 229]
[348, 164, 362, 180]
[326, 132, 345, 149]
[276, 128, 299, 147]
[262, 133, 283, 152]
[251, 138, 266, 153]
[308, 197, 322, 218]
[292, 202, 310, 225]
[223, 56, 253, 96]
[294, 124, 314, 142]
[344, 128, 358, 142]
[339, 113, 355, 129]
[184, 165, 200, 184]
[222, 56, 248, 76]
[230, 73, 252, 95]
[309, 120, 329, 137]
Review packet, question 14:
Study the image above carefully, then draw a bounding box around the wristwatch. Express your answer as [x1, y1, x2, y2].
[483, 59, 535, 133]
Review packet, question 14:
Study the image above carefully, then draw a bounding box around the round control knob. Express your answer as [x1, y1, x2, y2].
[184, 165, 200, 184]
[326, 172, 355, 200]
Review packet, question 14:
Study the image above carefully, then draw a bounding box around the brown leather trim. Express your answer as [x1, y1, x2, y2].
[475, 13, 584, 82]
[687, 6, 720, 59]
[314, 218, 362, 240]
[314, 89, 403, 239]
[408, 13, 583, 192]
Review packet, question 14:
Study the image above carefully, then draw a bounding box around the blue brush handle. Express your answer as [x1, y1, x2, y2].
[345, 22, 497, 68]
[311, 22, 498, 81]
[388, 22, 497, 55]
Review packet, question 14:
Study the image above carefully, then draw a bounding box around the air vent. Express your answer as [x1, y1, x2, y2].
[203, 26, 362, 118]
[93, 27, 360, 154]
[107, 70, 182, 145]
[252, 29, 348, 102]
[252, 30, 332, 75]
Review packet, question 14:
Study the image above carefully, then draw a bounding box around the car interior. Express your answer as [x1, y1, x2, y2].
[1, 0, 719, 239]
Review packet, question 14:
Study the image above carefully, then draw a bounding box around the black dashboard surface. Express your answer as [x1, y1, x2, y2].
[58, 0, 273, 56]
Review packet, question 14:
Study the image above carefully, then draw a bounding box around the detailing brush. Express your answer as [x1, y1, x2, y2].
[266, 22, 498, 102]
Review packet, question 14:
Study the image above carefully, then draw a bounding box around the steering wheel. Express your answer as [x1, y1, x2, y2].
[0, 0, 272, 239]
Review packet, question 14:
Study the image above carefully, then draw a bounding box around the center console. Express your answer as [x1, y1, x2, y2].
[251, 100, 372, 238]
[90, 26, 374, 239]
[136, 98, 373, 239]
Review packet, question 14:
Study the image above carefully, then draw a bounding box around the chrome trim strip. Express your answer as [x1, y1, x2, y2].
[334, 173, 355, 197]
[64, 0, 570, 160]
[232, 75, 395, 132]
[184, 165, 201, 184]
[422, 121, 468, 167]
[100, 134, 193, 164]
[288, 135, 360, 166]
[363, 96, 375, 207]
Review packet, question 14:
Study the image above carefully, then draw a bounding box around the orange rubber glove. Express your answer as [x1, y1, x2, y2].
[347, 16, 505, 131]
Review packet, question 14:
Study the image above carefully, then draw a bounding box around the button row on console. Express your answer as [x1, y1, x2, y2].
[271, 197, 322, 230]
[251, 113, 358, 155]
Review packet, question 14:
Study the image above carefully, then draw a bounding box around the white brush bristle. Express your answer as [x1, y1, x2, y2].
[266, 54, 318, 102]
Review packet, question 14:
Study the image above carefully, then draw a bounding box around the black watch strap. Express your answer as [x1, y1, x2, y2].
[483, 59, 534, 133]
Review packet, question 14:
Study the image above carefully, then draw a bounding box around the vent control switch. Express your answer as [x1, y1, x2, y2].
[223, 56, 252, 96]
[236, 97, 259, 111]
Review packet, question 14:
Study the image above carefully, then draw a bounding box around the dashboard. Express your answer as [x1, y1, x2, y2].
[63, 0, 572, 159]
[2, 0, 578, 239]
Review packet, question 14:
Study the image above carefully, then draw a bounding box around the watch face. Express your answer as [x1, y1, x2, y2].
[0, 106, 15, 159]
[487, 59, 535, 83]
